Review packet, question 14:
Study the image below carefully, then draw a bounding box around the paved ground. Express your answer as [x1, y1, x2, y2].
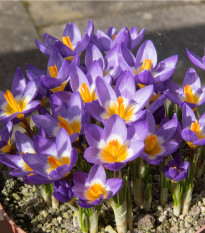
[0, 1, 204, 92]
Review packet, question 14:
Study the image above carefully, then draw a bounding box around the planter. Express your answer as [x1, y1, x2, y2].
[0, 203, 26, 233]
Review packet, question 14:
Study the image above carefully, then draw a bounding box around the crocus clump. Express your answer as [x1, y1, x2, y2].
[0, 20, 205, 233]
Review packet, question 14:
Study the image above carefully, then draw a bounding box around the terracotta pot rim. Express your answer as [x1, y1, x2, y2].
[0, 202, 26, 233]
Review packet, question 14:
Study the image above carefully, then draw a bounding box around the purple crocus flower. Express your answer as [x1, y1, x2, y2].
[0, 121, 12, 153]
[96, 26, 146, 52]
[22, 128, 78, 183]
[186, 48, 205, 70]
[72, 165, 123, 208]
[36, 20, 94, 59]
[0, 131, 36, 178]
[54, 20, 94, 60]
[84, 114, 146, 171]
[120, 40, 178, 85]
[0, 68, 40, 122]
[86, 73, 153, 124]
[85, 43, 123, 80]
[141, 111, 179, 164]
[53, 179, 74, 203]
[70, 61, 111, 103]
[33, 92, 85, 143]
[165, 67, 205, 109]
[41, 52, 71, 93]
[163, 154, 189, 182]
[181, 104, 205, 148]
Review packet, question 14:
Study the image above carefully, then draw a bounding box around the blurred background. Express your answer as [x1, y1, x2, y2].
[0, 0, 204, 91]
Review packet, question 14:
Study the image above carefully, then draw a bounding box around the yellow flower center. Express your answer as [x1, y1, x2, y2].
[144, 134, 161, 157]
[105, 97, 134, 122]
[135, 59, 152, 75]
[4, 90, 26, 118]
[50, 80, 69, 93]
[57, 115, 81, 136]
[47, 155, 70, 175]
[79, 83, 97, 103]
[86, 183, 106, 202]
[0, 139, 11, 153]
[184, 85, 199, 104]
[62, 36, 74, 51]
[101, 139, 128, 163]
[187, 120, 205, 149]
[48, 65, 58, 78]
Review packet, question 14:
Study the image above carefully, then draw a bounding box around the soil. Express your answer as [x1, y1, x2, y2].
[1, 167, 205, 233]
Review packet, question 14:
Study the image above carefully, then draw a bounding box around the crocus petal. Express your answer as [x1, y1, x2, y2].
[11, 68, 27, 96]
[85, 43, 104, 68]
[183, 67, 201, 91]
[103, 114, 127, 143]
[174, 171, 188, 181]
[56, 60, 70, 81]
[87, 60, 103, 85]
[146, 110, 156, 135]
[85, 103, 105, 122]
[88, 165, 106, 184]
[168, 167, 179, 180]
[96, 30, 112, 51]
[156, 116, 178, 142]
[105, 178, 123, 199]
[114, 71, 136, 99]
[127, 121, 148, 141]
[186, 48, 205, 70]
[56, 128, 71, 158]
[193, 138, 205, 146]
[32, 114, 59, 137]
[22, 153, 48, 175]
[95, 76, 117, 107]
[0, 154, 21, 169]
[84, 124, 103, 147]
[105, 162, 127, 171]
[48, 51, 63, 72]
[135, 70, 155, 85]
[15, 131, 35, 154]
[120, 42, 135, 67]
[23, 79, 40, 103]
[27, 173, 54, 185]
[181, 128, 198, 142]
[63, 22, 81, 46]
[72, 184, 88, 201]
[84, 147, 102, 164]
[130, 28, 146, 50]
[70, 66, 89, 92]
[73, 171, 88, 185]
[182, 104, 196, 129]
[49, 164, 70, 180]
[136, 40, 157, 68]
[132, 85, 154, 111]
[33, 135, 57, 156]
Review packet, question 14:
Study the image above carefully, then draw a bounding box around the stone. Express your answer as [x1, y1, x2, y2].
[184, 222, 191, 229]
[190, 205, 201, 220]
[170, 225, 178, 233]
[104, 225, 117, 233]
[158, 215, 166, 222]
[137, 214, 155, 230]
[198, 218, 205, 227]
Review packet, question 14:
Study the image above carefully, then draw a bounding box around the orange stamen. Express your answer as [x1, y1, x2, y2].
[62, 36, 74, 50]
[4, 90, 19, 112]
[48, 65, 58, 78]
[145, 134, 157, 152]
[112, 34, 117, 41]
[86, 183, 106, 202]
[191, 120, 200, 135]
[141, 59, 152, 71]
